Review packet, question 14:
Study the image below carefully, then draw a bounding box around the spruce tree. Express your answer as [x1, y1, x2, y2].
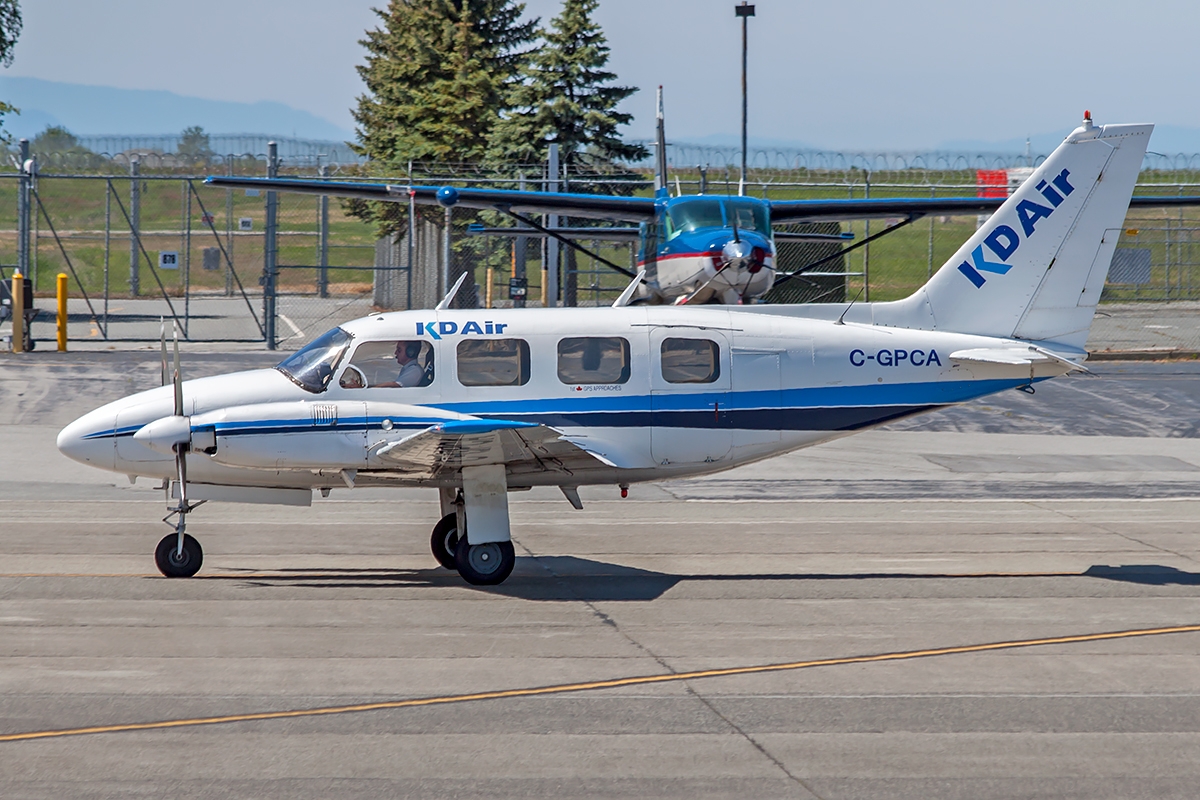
[353, 0, 536, 167]
[489, 0, 647, 168]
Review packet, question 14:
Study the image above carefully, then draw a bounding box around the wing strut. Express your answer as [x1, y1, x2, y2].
[495, 207, 638, 280]
[771, 214, 918, 293]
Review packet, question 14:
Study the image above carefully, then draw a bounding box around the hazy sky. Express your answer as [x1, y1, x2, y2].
[10, 0, 1200, 149]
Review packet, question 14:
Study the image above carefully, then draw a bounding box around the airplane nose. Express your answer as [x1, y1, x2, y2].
[57, 409, 116, 470]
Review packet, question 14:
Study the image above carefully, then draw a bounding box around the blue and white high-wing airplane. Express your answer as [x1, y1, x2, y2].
[209, 100, 1200, 306]
[59, 117, 1155, 585]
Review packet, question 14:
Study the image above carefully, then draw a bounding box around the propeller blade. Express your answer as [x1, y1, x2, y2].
[159, 319, 168, 387]
[172, 322, 183, 418]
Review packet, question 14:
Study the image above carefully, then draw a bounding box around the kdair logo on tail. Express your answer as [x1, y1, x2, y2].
[957, 169, 1075, 288]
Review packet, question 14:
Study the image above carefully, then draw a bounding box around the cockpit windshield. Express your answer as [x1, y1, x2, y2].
[665, 198, 725, 240]
[664, 197, 771, 241]
[724, 198, 770, 236]
[276, 327, 353, 393]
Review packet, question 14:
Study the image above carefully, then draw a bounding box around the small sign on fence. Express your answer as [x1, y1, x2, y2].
[239, 217, 253, 231]
[159, 251, 179, 270]
[202, 247, 221, 271]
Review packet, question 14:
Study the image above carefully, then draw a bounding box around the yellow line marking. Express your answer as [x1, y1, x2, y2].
[2, 623, 1198, 743]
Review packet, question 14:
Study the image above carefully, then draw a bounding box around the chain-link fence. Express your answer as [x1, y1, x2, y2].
[5, 148, 1200, 348]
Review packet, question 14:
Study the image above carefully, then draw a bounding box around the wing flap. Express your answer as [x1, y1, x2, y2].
[368, 418, 631, 478]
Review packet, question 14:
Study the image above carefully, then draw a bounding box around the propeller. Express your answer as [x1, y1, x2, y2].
[133, 322, 194, 557]
[135, 322, 191, 454]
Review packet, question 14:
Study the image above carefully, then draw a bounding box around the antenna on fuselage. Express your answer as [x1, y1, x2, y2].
[435, 272, 469, 310]
[835, 283, 865, 325]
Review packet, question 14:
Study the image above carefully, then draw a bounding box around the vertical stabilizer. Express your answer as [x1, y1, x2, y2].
[878, 116, 1151, 349]
[653, 86, 668, 200]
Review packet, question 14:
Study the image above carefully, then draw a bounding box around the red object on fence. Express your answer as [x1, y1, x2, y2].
[976, 169, 1008, 198]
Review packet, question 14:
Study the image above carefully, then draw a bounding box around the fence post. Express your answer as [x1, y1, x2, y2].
[514, 174, 527, 308]
[129, 157, 140, 296]
[862, 169, 870, 302]
[317, 163, 329, 298]
[263, 141, 278, 350]
[546, 144, 559, 307]
[225, 159, 234, 296]
[16, 139, 28, 283]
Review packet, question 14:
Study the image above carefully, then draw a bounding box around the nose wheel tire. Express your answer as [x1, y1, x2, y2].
[454, 538, 515, 586]
[430, 513, 461, 570]
[154, 533, 203, 578]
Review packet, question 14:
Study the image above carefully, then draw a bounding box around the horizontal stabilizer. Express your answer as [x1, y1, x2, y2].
[950, 346, 1086, 379]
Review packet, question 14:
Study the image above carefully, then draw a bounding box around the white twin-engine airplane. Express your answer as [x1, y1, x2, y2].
[60, 116, 1149, 585]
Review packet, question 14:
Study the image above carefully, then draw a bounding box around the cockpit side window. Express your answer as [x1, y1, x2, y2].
[275, 327, 353, 393]
[723, 198, 770, 236]
[340, 340, 434, 389]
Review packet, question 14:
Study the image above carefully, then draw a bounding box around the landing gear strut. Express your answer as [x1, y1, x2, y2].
[155, 443, 204, 578]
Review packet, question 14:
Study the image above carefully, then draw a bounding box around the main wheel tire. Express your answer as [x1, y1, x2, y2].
[454, 537, 515, 586]
[155, 533, 203, 578]
[430, 513, 461, 570]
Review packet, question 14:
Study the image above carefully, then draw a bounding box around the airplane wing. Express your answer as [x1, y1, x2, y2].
[366, 418, 634, 480]
[768, 195, 1200, 224]
[204, 177, 656, 222]
[206, 176, 1200, 227]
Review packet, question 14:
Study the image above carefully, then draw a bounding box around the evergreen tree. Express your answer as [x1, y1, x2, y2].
[489, 0, 647, 168]
[352, 0, 536, 167]
[0, 0, 21, 144]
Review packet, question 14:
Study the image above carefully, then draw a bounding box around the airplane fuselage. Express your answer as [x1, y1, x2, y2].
[59, 304, 1063, 493]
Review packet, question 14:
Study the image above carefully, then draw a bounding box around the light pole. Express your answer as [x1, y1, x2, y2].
[736, 2, 755, 196]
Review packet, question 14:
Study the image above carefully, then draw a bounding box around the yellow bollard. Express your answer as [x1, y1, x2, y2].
[57, 272, 68, 352]
[485, 265, 494, 310]
[11, 270, 23, 354]
[541, 267, 548, 307]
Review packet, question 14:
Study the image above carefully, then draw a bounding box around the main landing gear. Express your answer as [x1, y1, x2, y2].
[430, 466, 517, 586]
[429, 511, 516, 586]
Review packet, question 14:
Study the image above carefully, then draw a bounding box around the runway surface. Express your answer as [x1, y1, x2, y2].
[1, 356, 1199, 798]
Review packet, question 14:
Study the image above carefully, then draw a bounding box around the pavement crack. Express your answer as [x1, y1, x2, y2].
[1031, 500, 1199, 565]
[515, 540, 823, 798]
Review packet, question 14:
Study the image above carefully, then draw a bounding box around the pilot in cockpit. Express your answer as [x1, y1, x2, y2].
[378, 341, 425, 388]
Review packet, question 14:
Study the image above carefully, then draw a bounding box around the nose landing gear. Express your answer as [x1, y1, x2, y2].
[155, 532, 203, 578]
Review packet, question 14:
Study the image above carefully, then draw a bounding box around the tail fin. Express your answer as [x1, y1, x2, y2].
[653, 86, 668, 201]
[880, 116, 1151, 349]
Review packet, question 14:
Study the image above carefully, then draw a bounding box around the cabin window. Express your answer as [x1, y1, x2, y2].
[339, 340, 434, 389]
[275, 326, 352, 393]
[557, 337, 630, 385]
[661, 338, 720, 384]
[457, 339, 531, 386]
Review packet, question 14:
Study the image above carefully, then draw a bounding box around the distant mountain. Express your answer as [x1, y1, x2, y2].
[938, 124, 1200, 156]
[0, 77, 354, 141]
